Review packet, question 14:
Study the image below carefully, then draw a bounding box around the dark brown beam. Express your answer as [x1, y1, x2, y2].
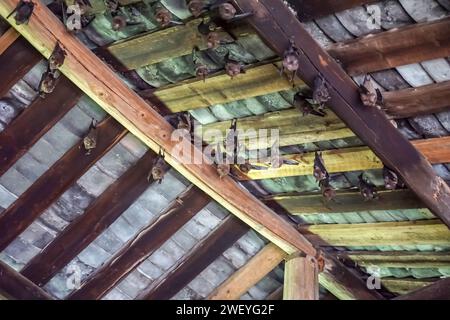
[137, 216, 249, 300]
[328, 18, 450, 76]
[233, 0, 450, 228]
[394, 278, 450, 300]
[67, 185, 210, 300]
[21, 150, 157, 286]
[287, 0, 379, 22]
[0, 37, 41, 97]
[383, 81, 450, 119]
[0, 261, 52, 300]
[0, 77, 82, 176]
[0, 117, 126, 252]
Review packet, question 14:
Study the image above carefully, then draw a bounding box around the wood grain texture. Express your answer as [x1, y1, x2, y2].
[20, 150, 157, 286]
[383, 278, 435, 296]
[283, 254, 319, 300]
[328, 17, 450, 75]
[394, 278, 450, 300]
[0, 28, 19, 54]
[0, 117, 126, 252]
[208, 243, 286, 300]
[68, 185, 210, 300]
[0, 0, 316, 256]
[0, 76, 82, 177]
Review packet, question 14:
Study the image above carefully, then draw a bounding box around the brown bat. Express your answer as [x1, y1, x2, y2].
[320, 177, 336, 202]
[111, 15, 127, 31]
[149, 150, 168, 184]
[192, 46, 209, 81]
[383, 166, 400, 190]
[155, 5, 173, 27]
[7, 0, 35, 25]
[83, 119, 98, 155]
[293, 92, 326, 117]
[359, 75, 383, 108]
[49, 42, 66, 71]
[213, 143, 230, 179]
[39, 69, 59, 97]
[358, 173, 379, 201]
[187, 0, 206, 17]
[209, 0, 252, 22]
[224, 53, 245, 79]
[313, 151, 329, 182]
[313, 76, 331, 107]
[281, 40, 300, 83]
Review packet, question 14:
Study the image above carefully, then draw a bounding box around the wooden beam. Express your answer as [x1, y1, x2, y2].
[0, 117, 126, 252]
[287, 0, 379, 22]
[237, 137, 450, 180]
[0, 0, 316, 256]
[0, 28, 19, 54]
[232, 0, 450, 229]
[208, 243, 286, 300]
[336, 251, 450, 269]
[263, 189, 425, 215]
[67, 185, 210, 300]
[283, 254, 319, 300]
[299, 220, 450, 247]
[0, 261, 52, 300]
[384, 81, 450, 119]
[20, 150, 157, 286]
[0, 37, 41, 97]
[394, 278, 450, 300]
[137, 216, 249, 300]
[382, 278, 435, 296]
[328, 18, 450, 76]
[0, 76, 82, 177]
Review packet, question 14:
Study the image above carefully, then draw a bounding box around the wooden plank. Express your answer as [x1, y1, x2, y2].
[0, 76, 82, 177]
[337, 251, 450, 268]
[0, 117, 126, 252]
[208, 243, 286, 300]
[394, 278, 450, 300]
[283, 254, 319, 300]
[67, 185, 210, 300]
[0, 261, 52, 300]
[237, 137, 450, 180]
[382, 278, 434, 296]
[106, 19, 233, 70]
[232, 0, 450, 230]
[299, 220, 450, 247]
[263, 189, 425, 215]
[384, 81, 450, 119]
[137, 216, 249, 300]
[153, 63, 304, 112]
[287, 0, 379, 21]
[0, 28, 19, 55]
[0, 37, 41, 97]
[20, 150, 157, 286]
[328, 18, 450, 76]
[0, 0, 317, 256]
[197, 109, 353, 150]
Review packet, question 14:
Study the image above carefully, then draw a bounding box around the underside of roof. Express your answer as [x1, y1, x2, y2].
[0, 0, 449, 300]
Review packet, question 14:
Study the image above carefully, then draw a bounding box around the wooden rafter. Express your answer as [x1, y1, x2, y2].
[137, 216, 248, 300]
[0, 76, 82, 177]
[232, 0, 450, 228]
[0, 117, 126, 252]
[283, 254, 319, 300]
[20, 150, 157, 286]
[383, 278, 435, 296]
[0, 28, 19, 55]
[67, 185, 210, 300]
[0, 0, 316, 256]
[0, 261, 52, 300]
[393, 278, 450, 300]
[328, 17, 450, 76]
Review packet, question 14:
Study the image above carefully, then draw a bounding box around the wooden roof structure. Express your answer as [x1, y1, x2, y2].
[0, 0, 449, 300]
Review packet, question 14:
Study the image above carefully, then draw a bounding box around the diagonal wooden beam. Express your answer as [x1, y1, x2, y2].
[0, 76, 82, 177]
[0, 261, 52, 300]
[137, 216, 249, 300]
[208, 243, 286, 300]
[0, 28, 19, 54]
[232, 0, 450, 228]
[393, 278, 450, 300]
[287, 0, 379, 22]
[67, 185, 210, 300]
[283, 253, 319, 300]
[263, 189, 425, 215]
[383, 278, 435, 296]
[383, 81, 450, 119]
[0, 0, 316, 256]
[299, 220, 450, 247]
[0, 117, 126, 252]
[0, 37, 41, 97]
[328, 17, 450, 76]
[20, 150, 157, 286]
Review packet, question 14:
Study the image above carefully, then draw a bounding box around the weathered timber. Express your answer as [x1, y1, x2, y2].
[394, 278, 450, 300]
[383, 278, 435, 296]
[283, 254, 319, 300]
[0, 28, 19, 54]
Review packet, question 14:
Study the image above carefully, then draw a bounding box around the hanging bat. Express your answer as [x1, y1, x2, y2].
[312, 75, 331, 108]
[224, 52, 245, 79]
[281, 40, 300, 83]
[313, 151, 329, 182]
[192, 46, 209, 81]
[7, 0, 35, 25]
[293, 92, 326, 117]
[383, 166, 399, 190]
[214, 142, 230, 179]
[154, 3, 183, 27]
[39, 69, 59, 97]
[359, 75, 383, 108]
[149, 150, 168, 183]
[320, 177, 336, 202]
[187, 0, 252, 22]
[49, 42, 66, 71]
[358, 173, 379, 201]
[82, 119, 98, 155]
